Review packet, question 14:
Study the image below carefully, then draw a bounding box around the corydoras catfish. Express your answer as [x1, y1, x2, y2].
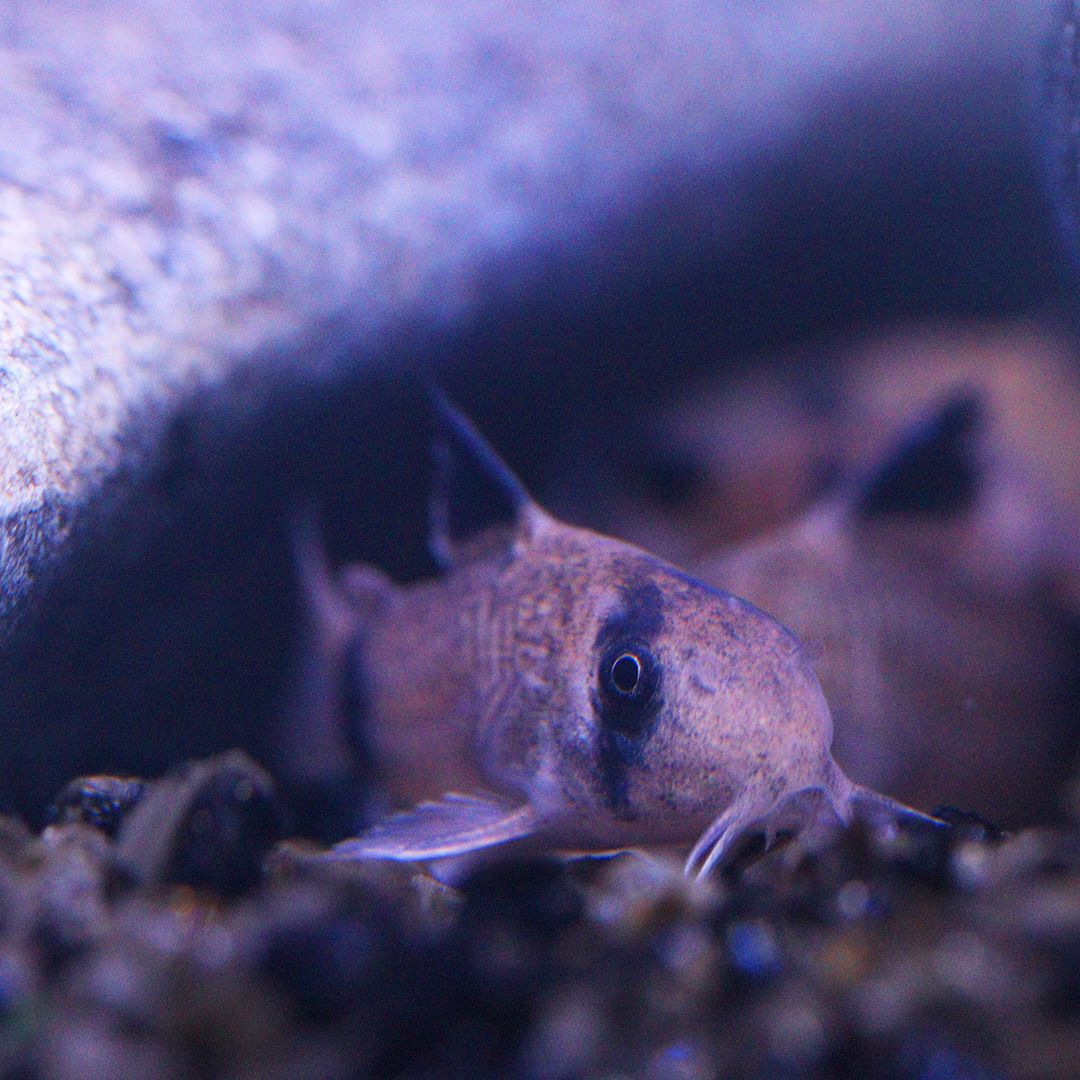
[282, 396, 939, 879]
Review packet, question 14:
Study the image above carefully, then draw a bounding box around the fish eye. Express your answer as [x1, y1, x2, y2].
[597, 639, 661, 734]
[611, 653, 642, 695]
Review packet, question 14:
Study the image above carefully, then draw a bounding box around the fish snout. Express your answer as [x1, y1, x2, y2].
[683, 617, 836, 783]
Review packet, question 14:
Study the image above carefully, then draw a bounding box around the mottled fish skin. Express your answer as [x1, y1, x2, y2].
[365, 517, 847, 845]
[287, 399, 937, 877]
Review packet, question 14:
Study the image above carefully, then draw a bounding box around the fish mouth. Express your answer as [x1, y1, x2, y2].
[684, 784, 850, 881]
[684, 776, 948, 880]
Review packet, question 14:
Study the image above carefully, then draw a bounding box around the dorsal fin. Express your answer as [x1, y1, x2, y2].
[855, 390, 982, 520]
[428, 389, 540, 568]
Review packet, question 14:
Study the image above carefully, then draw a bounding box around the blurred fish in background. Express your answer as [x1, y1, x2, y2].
[553, 324, 1080, 829]
[517, 2, 1080, 837]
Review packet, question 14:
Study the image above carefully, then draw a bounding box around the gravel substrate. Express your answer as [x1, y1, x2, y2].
[0, 751, 1073, 1079]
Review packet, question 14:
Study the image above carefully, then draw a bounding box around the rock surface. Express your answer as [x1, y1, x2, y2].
[0, 0, 1056, 611]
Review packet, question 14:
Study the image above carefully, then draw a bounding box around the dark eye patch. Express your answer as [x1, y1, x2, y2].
[591, 579, 667, 815]
[594, 579, 664, 651]
[597, 639, 661, 735]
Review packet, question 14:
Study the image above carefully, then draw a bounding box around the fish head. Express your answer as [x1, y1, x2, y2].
[519, 524, 856, 866]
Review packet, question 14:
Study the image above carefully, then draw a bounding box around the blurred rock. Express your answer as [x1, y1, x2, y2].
[0, 751, 1077, 1077]
[115, 749, 281, 897]
[48, 777, 148, 838]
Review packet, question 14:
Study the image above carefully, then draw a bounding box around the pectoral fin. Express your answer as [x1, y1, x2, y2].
[324, 793, 538, 861]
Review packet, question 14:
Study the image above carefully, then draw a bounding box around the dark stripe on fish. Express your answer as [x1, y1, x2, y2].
[591, 578, 666, 815]
[593, 579, 665, 652]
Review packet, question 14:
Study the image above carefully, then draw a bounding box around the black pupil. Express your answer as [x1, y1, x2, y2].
[611, 653, 642, 695]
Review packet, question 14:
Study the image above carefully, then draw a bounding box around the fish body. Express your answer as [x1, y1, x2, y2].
[696, 493, 1079, 825]
[679, 366, 1080, 825]
[284, 396, 935, 876]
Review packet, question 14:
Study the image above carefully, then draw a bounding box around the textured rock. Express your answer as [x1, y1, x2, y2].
[0, 0, 1055, 609]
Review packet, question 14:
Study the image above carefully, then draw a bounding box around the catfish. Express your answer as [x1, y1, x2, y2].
[277, 396, 939, 878]
[571, 329, 1080, 826]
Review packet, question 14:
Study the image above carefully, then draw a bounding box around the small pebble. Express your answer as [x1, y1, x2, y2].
[725, 918, 781, 978]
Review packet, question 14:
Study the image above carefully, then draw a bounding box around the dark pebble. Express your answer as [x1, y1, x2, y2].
[47, 776, 147, 838]
[264, 914, 385, 1023]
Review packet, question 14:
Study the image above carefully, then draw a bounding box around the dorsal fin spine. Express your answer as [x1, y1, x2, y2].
[428, 387, 536, 569]
[854, 389, 982, 519]
[429, 388, 530, 511]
